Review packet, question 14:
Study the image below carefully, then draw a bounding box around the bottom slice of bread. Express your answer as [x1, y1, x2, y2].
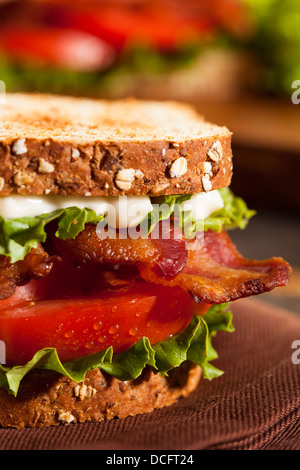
[0, 361, 201, 428]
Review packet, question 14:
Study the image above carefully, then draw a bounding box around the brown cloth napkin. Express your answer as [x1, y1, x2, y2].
[0, 298, 299, 450]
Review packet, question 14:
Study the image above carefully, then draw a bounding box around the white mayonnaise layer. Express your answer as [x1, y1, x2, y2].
[180, 190, 224, 220]
[0, 190, 224, 228]
[0, 195, 153, 229]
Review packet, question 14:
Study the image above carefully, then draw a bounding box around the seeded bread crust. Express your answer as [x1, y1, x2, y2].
[0, 362, 201, 429]
[0, 93, 232, 197]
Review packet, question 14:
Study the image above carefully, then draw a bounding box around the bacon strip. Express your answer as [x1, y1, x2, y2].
[0, 245, 57, 300]
[50, 223, 291, 304]
[138, 230, 292, 304]
[50, 222, 188, 281]
[1, 223, 291, 304]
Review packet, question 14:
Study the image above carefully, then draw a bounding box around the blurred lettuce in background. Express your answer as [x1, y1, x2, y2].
[244, 0, 300, 95]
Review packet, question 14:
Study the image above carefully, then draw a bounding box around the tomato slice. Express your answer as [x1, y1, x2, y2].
[0, 261, 209, 366]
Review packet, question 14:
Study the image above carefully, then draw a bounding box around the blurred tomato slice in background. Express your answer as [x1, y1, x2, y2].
[44, 0, 251, 51]
[51, 5, 215, 51]
[0, 26, 115, 71]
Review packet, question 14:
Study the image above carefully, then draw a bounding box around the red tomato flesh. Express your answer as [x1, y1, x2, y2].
[0, 27, 114, 71]
[0, 261, 209, 366]
[53, 6, 215, 51]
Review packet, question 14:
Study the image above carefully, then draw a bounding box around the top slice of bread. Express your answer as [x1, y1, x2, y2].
[0, 93, 232, 196]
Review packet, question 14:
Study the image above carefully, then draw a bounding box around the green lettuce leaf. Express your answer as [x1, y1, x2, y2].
[0, 188, 254, 263]
[203, 188, 256, 232]
[55, 207, 103, 240]
[202, 303, 234, 372]
[144, 193, 192, 234]
[146, 188, 255, 237]
[182, 188, 256, 237]
[0, 210, 62, 263]
[0, 207, 103, 263]
[0, 304, 233, 396]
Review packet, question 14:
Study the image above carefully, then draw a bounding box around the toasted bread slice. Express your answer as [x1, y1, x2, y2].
[0, 362, 201, 429]
[0, 93, 232, 196]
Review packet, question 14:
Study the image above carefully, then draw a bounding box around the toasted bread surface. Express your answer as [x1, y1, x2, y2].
[0, 93, 232, 196]
[0, 362, 201, 429]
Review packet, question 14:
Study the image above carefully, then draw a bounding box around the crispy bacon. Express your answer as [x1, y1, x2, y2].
[49, 222, 188, 280]
[0, 244, 57, 300]
[50, 223, 291, 304]
[1, 223, 290, 304]
[138, 230, 292, 303]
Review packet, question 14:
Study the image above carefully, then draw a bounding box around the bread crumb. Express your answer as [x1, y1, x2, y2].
[115, 168, 136, 190]
[74, 384, 97, 400]
[116, 168, 136, 182]
[71, 148, 80, 160]
[152, 182, 170, 195]
[39, 158, 55, 174]
[12, 138, 27, 155]
[134, 169, 144, 179]
[14, 171, 33, 186]
[203, 161, 213, 176]
[169, 157, 187, 178]
[115, 180, 132, 191]
[57, 411, 75, 423]
[207, 141, 222, 162]
[202, 175, 212, 192]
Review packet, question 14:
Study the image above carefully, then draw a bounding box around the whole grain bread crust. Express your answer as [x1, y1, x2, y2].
[0, 93, 232, 197]
[0, 362, 201, 429]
